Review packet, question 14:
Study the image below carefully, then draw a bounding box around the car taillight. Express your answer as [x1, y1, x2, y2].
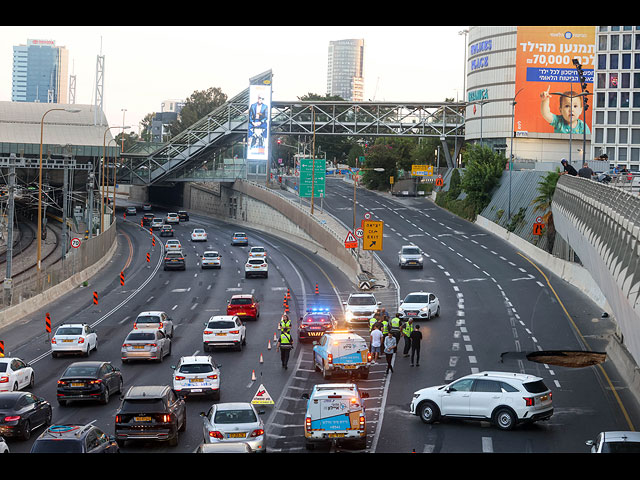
[524, 397, 534, 407]
[327, 354, 333, 364]
[122, 343, 131, 347]
[57, 380, 66, 385]
[250, 429, 264, 437]
[115, 415, 121, 423]
[147, 343, 157, 348]
[78, 337, 85, 344]
[359, 414, 366, 430]
[209, 431, 224, 439]
[175, 375, 185, 381]
[204, 330, 213, 335]
[51, 338, 57, 344]
[161, 414, 171, 423]
[305, 417, 312, 432]
[89, 379, 102, 385]
[4, 415, 21, 422]
[229, 330, 239, 334]
[207, 374, 218, 380]
[0, 376, 9, 383]
[159, 322, 164, 329]
[367, 352, 372, 362]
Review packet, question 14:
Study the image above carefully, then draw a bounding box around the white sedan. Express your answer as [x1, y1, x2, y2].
[398, 291, 440, 320]
[203, 315, 246, 352]
[191, 228, 208, 242]
[201, 251, 221, 269]
[0, 358, 35, 392]
[51, 323, 98, 357]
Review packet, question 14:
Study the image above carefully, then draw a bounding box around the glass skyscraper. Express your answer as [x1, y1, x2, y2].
[12, 39, 68, 103]
[327, 39, 364, 102]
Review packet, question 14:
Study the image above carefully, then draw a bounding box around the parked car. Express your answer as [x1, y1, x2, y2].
[410, 371, 554, 430]
[299, 308, 338, 342]
[226, 294, 259, 320]
[31, 424, 119, 453]
[56, 361, 123, 406]
[51, 323, 98, 358]
[0, 358, 34, 392]
[115, 385, 186, 447]
[0, 392, 52, 440]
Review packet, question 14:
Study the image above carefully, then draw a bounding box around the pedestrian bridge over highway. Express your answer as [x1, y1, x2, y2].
[553, 175, 640, 368]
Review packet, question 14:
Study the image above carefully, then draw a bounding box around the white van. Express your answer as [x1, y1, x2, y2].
[312, 331, 371, 380]
[302, 383, 369, 450]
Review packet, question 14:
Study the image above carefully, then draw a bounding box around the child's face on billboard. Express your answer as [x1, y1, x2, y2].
[560, 96, 583, 124]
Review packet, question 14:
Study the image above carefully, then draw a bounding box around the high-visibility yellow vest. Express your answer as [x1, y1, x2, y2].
[381, 319, 389, 334]
[280, 331, 292, 345]
[369, 318, 377, 331]
[390, 317, 401, 330]
[402, 322, 413, 337]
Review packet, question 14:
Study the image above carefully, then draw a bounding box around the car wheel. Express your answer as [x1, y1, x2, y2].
[418, 401, 440, 424]
[436, 306, 440, 317]
[45, 408, 52, 426]
[179, 414, 186, 432]
[494, 408, 517, 431]
[322, 362, 332, 380]
[93, 340, 98, 352]
[12, 382, 18, 392]
[242, 334, 246, 346]
[28, 373, 35, 389]
[21, 420, 31, 441]
[118, 379, 124, 394]
[169, 431, 179, 447]
[101, 386, 110, 405]
[203, 343, 209, 352]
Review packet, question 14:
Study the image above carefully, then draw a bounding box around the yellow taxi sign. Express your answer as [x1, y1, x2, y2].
[362, 220, 383, 251]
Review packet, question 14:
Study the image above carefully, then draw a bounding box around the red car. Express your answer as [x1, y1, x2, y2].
[226, 294, 260, 320]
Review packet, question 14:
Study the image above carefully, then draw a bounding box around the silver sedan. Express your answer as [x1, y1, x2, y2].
[121, 329, 171, 363]
[200, 402, 266, 453]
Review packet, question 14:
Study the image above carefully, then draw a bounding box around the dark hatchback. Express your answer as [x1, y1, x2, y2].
[114, 385, 186, 447]
[298, 308, 338, 342]
[160, 225, 174, 237]
[0, 391, 52, 440]
[164, 251, 186, 271]
[142, 213, 154, 226]
[31, 424, 119, 453]
[57, 361, 123, 406]
[178, 210, 189, 221]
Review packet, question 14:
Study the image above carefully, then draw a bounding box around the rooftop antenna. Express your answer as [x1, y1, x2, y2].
[69, 59, 76, 104]
[94, 36, 105, 126]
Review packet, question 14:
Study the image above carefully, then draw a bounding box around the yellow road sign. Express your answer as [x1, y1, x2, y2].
[362, 220, 383, 251]
[411, 164, 433, 176]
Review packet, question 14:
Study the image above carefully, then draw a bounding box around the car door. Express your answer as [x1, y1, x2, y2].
[168, 390, 185, 427]
[157, 331, 168, 357]
[101, 363, 117, 393]
[12, 359, 28, 389]
[236, 317, 245, 340]
[84, 325, 97, 350]
[468, 379, 504, 418]
[24, 393, 46, 427]
[441, 378, 474, 417]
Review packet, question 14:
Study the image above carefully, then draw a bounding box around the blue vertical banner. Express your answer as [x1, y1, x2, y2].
[247, 84, 272, 161]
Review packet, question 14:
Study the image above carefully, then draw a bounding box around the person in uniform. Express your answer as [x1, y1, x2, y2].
[277, 328, 293, 369]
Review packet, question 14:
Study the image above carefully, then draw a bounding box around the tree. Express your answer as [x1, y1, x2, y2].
[531, 168, 561, 252]
[460, 144, 505, 216]
[169, 87, 227, 136]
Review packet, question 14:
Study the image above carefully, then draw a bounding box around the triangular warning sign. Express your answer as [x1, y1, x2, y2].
[251, 384, 274, 405]
[344, 231, 357, 249]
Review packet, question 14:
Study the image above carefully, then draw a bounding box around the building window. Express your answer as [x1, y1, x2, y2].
[608, 92, 618, 107]
[621, 92, 630, 107]
[610, 54, 619, 69]
[619, 128, 628, 143]
[622, 53, 631, 68]
[609, 73, 618, 87]
[611, 35, 619, 50]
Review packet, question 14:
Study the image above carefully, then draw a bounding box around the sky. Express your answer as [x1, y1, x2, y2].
[1, 26, 469, 135]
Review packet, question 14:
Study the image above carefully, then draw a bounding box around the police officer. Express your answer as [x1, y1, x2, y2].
[389, 314, 402, 343]
[369, 312, 379, 332]
[381, 316, 389, 337]
[277, 328, 293, 369]
[278, 313, 291, 331]
[401, 318, 414, 357]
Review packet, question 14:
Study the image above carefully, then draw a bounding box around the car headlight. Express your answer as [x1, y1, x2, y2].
[420, 306, 429, 312]
[400, 256, 406, 262]
[345, 311, 354, 320]
[418, 257, 423, 262]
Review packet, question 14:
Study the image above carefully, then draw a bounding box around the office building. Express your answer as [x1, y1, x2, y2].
[327, 39, 364, 102]
[12, 39, 69, 104]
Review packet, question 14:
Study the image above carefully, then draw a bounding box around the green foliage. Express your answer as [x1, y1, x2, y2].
[506, 207, 527, 232]
[460, 144, 506, 216]
[532, 168, 560, 214]
[169, 87, 228, 136]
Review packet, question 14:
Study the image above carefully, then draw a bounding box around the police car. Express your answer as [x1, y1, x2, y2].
[299, 307, 337, 342]
[312, 331, 371, 380]
[302, 383, 369, 450]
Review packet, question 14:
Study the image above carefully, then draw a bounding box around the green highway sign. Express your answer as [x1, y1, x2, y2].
[299, 158, 326, 198]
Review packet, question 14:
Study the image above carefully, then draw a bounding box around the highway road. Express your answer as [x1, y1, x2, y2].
[2, 176, 640, 454]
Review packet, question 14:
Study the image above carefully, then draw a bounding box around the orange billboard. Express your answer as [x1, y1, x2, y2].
[514, 26, 595, 137]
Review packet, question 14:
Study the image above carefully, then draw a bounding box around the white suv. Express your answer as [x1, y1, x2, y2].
[172, 356, 221, 400]
[410, 371, 553, 431]
[245, 258, 268, 278]
[203, 315, 246, 351]
[343, 293, 381, 324]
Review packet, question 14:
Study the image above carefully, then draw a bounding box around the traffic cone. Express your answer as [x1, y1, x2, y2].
[259, 353, 264, 364]
[315, 283, 319, 295]
[268, 340, 271, 350]
[273, 332, 277, 341]
[251, 370, 256, 381]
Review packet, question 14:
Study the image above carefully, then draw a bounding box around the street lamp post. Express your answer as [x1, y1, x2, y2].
[37, 107, 80, 273]
[101, 125, 130, 233]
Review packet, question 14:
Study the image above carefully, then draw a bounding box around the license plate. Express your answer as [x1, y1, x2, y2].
[63, 339, 74, 343]
[135, 416, 152, 422]
[343, 365, 357, 369]
[133, 345, 144, 349]
[215, 333, 226, 336]
[229, 433, 246, 438]
[237, 312, 246, 315]
[328, 433, 345, 438]
[71, 382, 84, 387]
[190, 378, 203, 382]
[407, 312, 416, 316]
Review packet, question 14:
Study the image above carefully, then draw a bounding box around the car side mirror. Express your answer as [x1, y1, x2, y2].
[301, 393, 310, 400]
[585, 440, 594, 447]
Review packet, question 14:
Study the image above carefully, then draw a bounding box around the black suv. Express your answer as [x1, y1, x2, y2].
[30, 424, 119, 453]
[164, 251, 186, 271]
[114, 385, 186, 447]
[57, 361, 123, 406]
[178, 210, 189, 221]
[142, 213, 154, 226]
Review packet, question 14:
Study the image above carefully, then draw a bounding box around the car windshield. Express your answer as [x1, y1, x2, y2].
[63, 365, 99, 377]
[127, 333, 155, 341]
[601, 441, 640, 453]
[179, 364, 214, 374]
[402, 248, 421, 255]
[230, 298, 252, 305]
[136, 316, 160, 324]
[404, 294, 429, 304]
[214, 409, 257, 424]
[234, 233, 246, 237]
[31, 440, 83, 453]
[522, 380, 549, 394]
[208, 321, 236, 329]
[56, 327, 83, 335]
[120, 398, 165, 413]
[348, 296, 376, 305]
